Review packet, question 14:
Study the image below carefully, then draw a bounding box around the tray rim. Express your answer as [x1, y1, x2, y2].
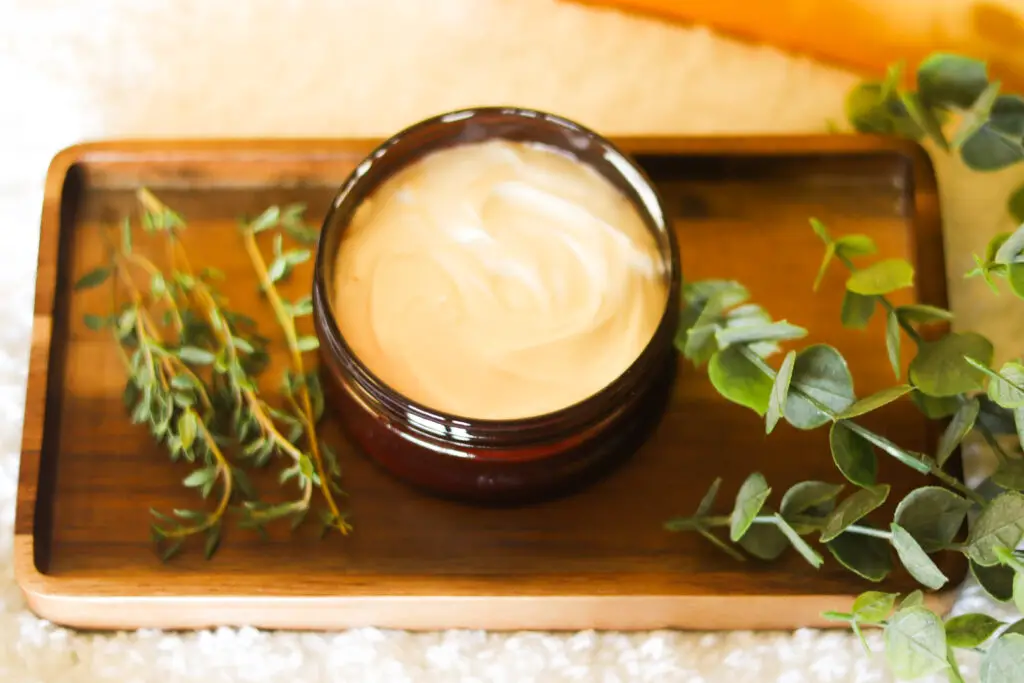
[14, 133, 956, 631]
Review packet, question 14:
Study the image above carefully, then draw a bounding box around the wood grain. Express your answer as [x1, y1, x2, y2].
[14, 135, 963, 631]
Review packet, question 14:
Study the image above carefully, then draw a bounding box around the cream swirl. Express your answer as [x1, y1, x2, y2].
[333, 139, 668, 420]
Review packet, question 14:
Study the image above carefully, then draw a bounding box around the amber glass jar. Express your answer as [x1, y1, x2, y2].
[312, 107, 681, 503]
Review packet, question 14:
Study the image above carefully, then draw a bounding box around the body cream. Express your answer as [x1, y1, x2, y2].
[332, 139, 668, 420]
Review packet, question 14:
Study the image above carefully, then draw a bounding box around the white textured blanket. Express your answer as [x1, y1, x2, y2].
[3, 1, 1024, 681]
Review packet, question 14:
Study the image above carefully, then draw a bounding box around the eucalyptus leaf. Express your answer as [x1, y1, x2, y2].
[784, 344, 856, 429]
[890, 523, 948, 590]
[894, 486, 971, 553]
[74, 266, 112, 290]
[773, 514, 823, 568]
[1010, 185, 1024, 224]
[883, 606, 949, 680]
[852, 591, 897, 624]
[909, 332, 994, 397]
[810, 217, 832, 244]
[960, 95, 1024, 171]
[971, 560, 1015, 602]
[835, 234, 877, 258]
[1009, 263, 1024, 298]
[821, 485, 890, 543]
[900, 91, 949, 150]
[917, 52, 989, 109]
[766, 350, 795, 434]
[730, 472, 772, 542]
[827, 532, 893, 582]
[709, 346, 773, 417]
[780, 481, 844, 520]
[840, 291, 876, 329]
[966, 491, 1024, 566]
[980, 633, 1024, 683]
[845, 421, 932, 474]
[886, 311, 902, 379]
[83, 314, 107, 331]
[846, 259, 915, 296]
[911, 391, 960, 419]
[715, 321, 806, 347]
[697, 527, 747, 562]
[737, 520, 789, 560]
[845, 82, 924, 139]
[1014, 573, 1024, 614]
[830, 421, 878, 487]
[838, 385, 913, 419]
[895, 304, 953, 326]
[696, 477, 722, 517]
[944, 613, 1003, 649]
[814, 242, 836, 292]
[986, 361, 1024, 408]
[937, 398, 980, 467]
[900, 590, 924, 609]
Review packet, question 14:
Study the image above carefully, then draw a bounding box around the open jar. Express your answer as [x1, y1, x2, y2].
[312, 107, 681, 503]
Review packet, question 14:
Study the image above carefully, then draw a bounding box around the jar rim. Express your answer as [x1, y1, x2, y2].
[312, 106, 682, 445]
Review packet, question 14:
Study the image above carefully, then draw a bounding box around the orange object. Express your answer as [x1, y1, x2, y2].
[573, 0, 1024, 90]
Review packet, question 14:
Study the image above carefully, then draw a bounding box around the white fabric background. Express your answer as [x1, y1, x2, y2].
[2, 0, 1024, 680]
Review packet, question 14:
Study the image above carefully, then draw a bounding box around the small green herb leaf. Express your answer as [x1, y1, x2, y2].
[846, 259, 915, 296]
[810, 217, 832, 244]
[821, 485, 890, 543]
[987, 361, 1024, 408]
[829, 421, 878, 488]
[766, 350, 795, 434]
[838, 385, 913, 419]
[708, 346, 773, 417]
[784, 344, 856, 429]
[835, 234, 877, 258]
[296, 336, 320, 353]
[178, 411, 197, 451]
[182, 466, 216, 488]
[178, 346, 216, 365]
[695, 477, 722, 517]
[917, 52, 989, 109]
[773, 513, 823, 568]
[966, 491, 1024, 566]
[204, 522, 222, 560]
[894, 486, 971, 553]
[852, 591, 897, 624]
[960, 95, 1024, 171]
[890, 523, 948, 590]
[944, 613, 1003, 649]
[840, 291, 876, 329]
[937, 398, 979, 467]
[885, 311, 902, 379]
[74, 267, 112, 290]
[827, 533, 893, 582]
[909, 332, 994, 397]
[730, 472, 771, 542]
[83, 314, 107, 331]
[250, 205, 281, 233]
[883, 606, 949, 680]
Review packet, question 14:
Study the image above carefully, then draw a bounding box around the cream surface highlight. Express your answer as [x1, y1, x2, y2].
[333, 139, 667, 420]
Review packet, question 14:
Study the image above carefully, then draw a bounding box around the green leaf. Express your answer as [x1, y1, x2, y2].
[944, 613, 1003, 649]
[182, 466, 216, 488]
[960, 95, 1024, 171]
[714, 321, 806, 347]
[204, 522, 222, 560]
[1016, 406, 1024, 452]
[1015, 573, 1024, 615]
[120, 216, 133, 255]
[708, 346, 773, 416]
[178, 411, 197, 451]
[821, 485, 890, 543]
[894, 487, 971, 553]
[74, 266, 112, 290]
[835, 234, 877, 258]
[966, 491, 1024, 566]
[1010, 184, 1024, 224]
[773, 514, 823, 568]
[784, 344, 856, 429]
[900, 91, 949, 150]
[813, 242, 836, 291]
[83, 314, 107, 330]
[840, 291, 876, 329]
[296, 336, 320, 353]
[159, 539, 184, 562]
[911, 391, 960, 419]
[695, 477, 722, 517]
[250, 205, 281, 233]
[267, 258, 287, 283]
[810, 218, 832, 244]
[909, 332, 994, 397]
[829, 421, 878, 487]
[1009, 264, 1024, 298]
[971, 560, 1015, 602]
[846, 259, 915, 296]
[730, 472, 771, 542]
[827, 532, 893, 582]
[766, 350, 795, 434]
[896, 304, 953, 326]
[737, 522, 789, 560]
[883, 606, 949, 680]
[891, 523, 948, 589]
[917, 52, 989, 109]
[838, 385, 913, 419]
[992, 460, 1024, 491]
[852, 591, 897, 624]
[178, 346, 217, 365]
[987, 361, 1024, 408]
[697, 527, 747, 562]
[780, 481, 844, 520]
[937, 398, 979, 467]
[980, 633, 1024, 683]
[901, 590, 925, 609]
[845, 82, 924, 139]
[952, 81, 1002, 149]
[886, 311, 902, 379]
[995, 225, 1024, 265]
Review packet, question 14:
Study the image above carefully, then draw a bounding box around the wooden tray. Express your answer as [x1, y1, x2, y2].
[15, 135, 963, 632]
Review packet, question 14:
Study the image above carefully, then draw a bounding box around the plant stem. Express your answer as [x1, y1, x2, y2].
[694, 514, 892, 539]
[241, 226, 350, 534]
[836, 253, 924, 346]
[158, 420, 233, 538]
